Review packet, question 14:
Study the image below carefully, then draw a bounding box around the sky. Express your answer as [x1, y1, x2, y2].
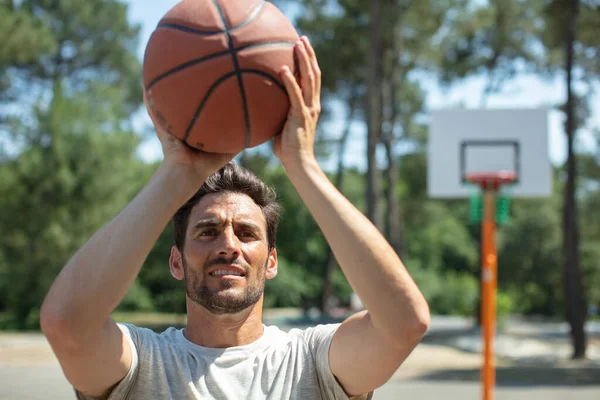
[125, 0, 599, 175]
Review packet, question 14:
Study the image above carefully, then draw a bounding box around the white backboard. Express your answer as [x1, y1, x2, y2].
[427, 108, 552, 198]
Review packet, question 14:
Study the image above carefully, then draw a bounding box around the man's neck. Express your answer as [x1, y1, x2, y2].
[183, 299, 265, 348]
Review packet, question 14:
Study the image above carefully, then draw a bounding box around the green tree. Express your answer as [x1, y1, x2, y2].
[0, 1, 55, 69]
[0, 0, 146, 329]
[540, 0, 599, 358]
[281, 0, 475, 314]
[497, 182, 564, 316]
[438, 0, 544, 103]
[578, 139, 600, 317]
[0, 83, 148, 328]
[561, 0, 587, 358]
[0, 0, 56, 148]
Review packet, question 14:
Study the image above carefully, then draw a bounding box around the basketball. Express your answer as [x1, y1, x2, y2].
[142, 0, 299, 154]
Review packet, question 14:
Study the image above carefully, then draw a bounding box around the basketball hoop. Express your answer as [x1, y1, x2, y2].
[467, 171, 515, 225]
[466, 171, 517, 192]
[427, 109, 552, 400]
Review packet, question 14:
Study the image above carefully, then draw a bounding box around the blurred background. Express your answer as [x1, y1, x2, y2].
[0, 0, 599, 399]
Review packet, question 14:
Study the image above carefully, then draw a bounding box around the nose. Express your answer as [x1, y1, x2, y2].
[217, 226, 241, 257]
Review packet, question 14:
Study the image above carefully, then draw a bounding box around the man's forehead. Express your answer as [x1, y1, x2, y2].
[190, 192, 265, 225]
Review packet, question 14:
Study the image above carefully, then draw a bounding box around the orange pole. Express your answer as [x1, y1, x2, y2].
[481, 190, 497, 400]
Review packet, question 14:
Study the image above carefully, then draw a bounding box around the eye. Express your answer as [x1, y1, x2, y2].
[199, 229, 217, 237]
[238, 231, 255, 238]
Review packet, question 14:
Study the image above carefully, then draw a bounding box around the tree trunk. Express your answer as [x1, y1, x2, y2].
[563, 0, 587, 360]
[382, 138, 403, 257]
[382, 20, 404, 259]
[320, 95, 358, 315]
[366, 0, 383, 230]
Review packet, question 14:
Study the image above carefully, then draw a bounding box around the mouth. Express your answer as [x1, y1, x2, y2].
[208, 266, 246, 279]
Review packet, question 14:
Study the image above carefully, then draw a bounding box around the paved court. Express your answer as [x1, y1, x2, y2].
[2, 363, 599, 400]
[1, 329, 599, 400]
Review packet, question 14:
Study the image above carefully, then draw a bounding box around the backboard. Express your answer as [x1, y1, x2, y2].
[427, 108, 552, 198]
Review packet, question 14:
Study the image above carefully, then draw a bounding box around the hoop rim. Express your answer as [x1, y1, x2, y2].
[465, 171, 517, 191]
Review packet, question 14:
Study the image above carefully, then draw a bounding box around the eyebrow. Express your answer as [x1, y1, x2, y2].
[191, 219, 221, 232]
[235, 221, 263, 233]
[191, 219, 263, 233]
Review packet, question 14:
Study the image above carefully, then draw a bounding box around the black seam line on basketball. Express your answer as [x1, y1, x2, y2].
[183, 70, 238, 142]
[182, 69, 287, 143]
[241, 69, 287, 93]
[146, 49, 230, 90]
[155, 1, 264, 37]
[156, 23, 224, 35]
[212, 0, 252, 149]
[145, 42, 295, 91]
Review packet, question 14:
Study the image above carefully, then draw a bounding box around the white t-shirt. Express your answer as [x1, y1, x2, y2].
[75, 322, 373, 400]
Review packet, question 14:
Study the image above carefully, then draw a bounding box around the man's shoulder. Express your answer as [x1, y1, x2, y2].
[285, 323, 341, 348]
[294, 322, 341, 337]
[116, 323, 181, 348]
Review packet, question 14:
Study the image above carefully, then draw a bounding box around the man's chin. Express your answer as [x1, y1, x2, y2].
[187, 290, 262, 315]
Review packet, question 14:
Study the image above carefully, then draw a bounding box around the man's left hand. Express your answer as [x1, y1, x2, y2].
[273, 36, 321, 168]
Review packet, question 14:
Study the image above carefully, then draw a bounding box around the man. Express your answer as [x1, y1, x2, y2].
[40, 36, 430, 400]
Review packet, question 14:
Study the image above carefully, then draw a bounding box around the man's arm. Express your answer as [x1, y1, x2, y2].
[40, 165, 201, 397]
[40, 100, 235, 398]
[276, 37, 430, 397]
[285, 160, 430, 396]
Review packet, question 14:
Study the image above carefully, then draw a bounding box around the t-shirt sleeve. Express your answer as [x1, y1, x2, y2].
[303, 323, 374, 400]
[74, 323, 141, 400]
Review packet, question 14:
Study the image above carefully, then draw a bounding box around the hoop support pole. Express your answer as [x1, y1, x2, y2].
[481, 189, 498, 400]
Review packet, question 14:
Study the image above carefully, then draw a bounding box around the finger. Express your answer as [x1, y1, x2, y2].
[148, 109, 170, 142]
[144, 90, 175, 144]
[301, 36, 321, 98]
[280, 66, 304, 115]
[295, 39, 314, 106]
[143, 90, 162, 129]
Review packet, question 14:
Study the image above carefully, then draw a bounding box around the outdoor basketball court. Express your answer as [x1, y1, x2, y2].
[1, 318, 599, 400]
[3, 108, 598, 400]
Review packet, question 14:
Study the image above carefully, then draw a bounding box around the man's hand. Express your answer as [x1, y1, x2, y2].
[144, 90, 236, 183]
[273, 36, 321, 168]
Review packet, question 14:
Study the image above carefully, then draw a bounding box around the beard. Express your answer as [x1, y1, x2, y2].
[182, 255, 267, 315]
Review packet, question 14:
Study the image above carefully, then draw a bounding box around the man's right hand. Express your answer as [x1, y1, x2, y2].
[144, 90, 237, 184]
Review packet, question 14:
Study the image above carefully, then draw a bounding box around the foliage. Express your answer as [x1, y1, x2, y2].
[0, 0, 598, 333]
[0, 0, 145, 329]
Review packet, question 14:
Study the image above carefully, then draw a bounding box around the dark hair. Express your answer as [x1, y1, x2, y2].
[172, 162, 281, 252]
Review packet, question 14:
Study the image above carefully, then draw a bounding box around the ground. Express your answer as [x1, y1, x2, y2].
[1, 314, 599, 399]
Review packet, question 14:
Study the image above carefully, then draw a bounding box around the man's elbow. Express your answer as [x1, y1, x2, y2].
[40, 300, 64, 338]
[40, 299, 80, 352]
[377, 302, 431, 349]
[412, 302, 431, 338]
[400, 301, 431, 345]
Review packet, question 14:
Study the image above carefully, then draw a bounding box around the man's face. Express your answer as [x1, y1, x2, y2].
[175, 192, 277, 315]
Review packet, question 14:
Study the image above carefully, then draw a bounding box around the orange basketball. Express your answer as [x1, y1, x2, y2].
[143, 0, 298, 153]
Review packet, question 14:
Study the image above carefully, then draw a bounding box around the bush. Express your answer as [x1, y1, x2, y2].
[117, 279, 154, 312]
[411, 263, 478, 316]
[264, 257, 321, 308]
[434, 271, 479, 316]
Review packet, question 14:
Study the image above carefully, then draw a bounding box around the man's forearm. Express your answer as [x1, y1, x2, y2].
[284, 159, 429, 342]
[41, 164, 201, 335]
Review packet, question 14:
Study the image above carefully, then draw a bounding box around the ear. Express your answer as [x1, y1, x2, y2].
[169, 246, 185, 281]
[265, 248, 278, 280]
